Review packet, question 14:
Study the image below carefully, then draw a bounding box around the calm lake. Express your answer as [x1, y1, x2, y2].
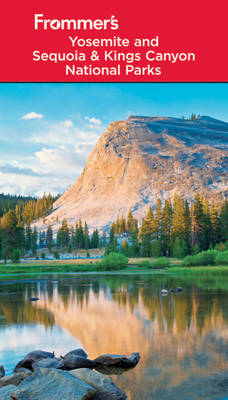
[1, 273, 228, 400]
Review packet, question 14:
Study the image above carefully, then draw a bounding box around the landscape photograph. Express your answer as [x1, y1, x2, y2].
[0, 83, 228, 400]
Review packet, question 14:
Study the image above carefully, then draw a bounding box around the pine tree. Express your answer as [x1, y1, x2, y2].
[153, 198, 162, 240]
[116, 217, 120, 234]
[184, 200, 191, 244]
[91, 229, 99, 248]
[161, 199, 172, 256]
[39, 231, 46, 248]
[173, 237, 188, 258]
[1, 209, 19, 257]
[127, 210, 137, 233]
[119, 216, 126, 233]
[107, 225, 117, 252]
[102, 230, 107, 247]
[57, 218, 69, 248]
[83, 222, 90, 249]
[25, 223, 32, 252]
[11, 248, 20, 263]
[46, 225, 53, 251]
[121, 239, 129, 255]
[171, 195, 187, 241]
[202, 198, 213, 248]
[129, 229, 139, 256]
[31, 226, 38, 256]
[220, 200, 228, 242]
[210, 201, 221, 245]
[191, 194, 206, 249]
[139, 207, 154, 256]
[109, 225, 115, 246]
[151, 240, 162, 257]
[75, 220, 84, 249]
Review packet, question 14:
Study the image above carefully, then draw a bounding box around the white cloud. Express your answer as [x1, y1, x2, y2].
[29, 120, 100, 146]
[85, 116, 102, 125]
[22, 111, 44, 120]
[0, 117, 104, 196]
[35, 146, 83, 173]
[0, 168, 72, 197]
[61, 119, 73, 127]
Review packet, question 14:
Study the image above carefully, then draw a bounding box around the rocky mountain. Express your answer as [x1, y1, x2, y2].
[37, 115, 228, 232]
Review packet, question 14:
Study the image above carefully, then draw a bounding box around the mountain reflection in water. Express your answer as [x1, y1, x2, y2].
[0, 274, 228, 400]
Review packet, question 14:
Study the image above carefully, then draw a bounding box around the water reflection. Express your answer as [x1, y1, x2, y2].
[0, 274, 228, 400]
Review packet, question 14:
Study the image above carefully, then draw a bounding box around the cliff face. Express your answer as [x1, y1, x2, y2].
[42, 115, 228, 230]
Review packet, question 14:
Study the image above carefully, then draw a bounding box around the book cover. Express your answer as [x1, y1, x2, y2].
[0, 1, 227, 399]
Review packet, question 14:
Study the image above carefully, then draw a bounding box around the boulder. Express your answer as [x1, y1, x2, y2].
[14, 350, 55, 371]
[0, 371, 31, 388]
[64, 355, 97, 371]
[70, 368, 127, 400]
[0, 384, 16, 400]
[94, 353, 140, 369]
[32, 357, 64, 370]
[64, 349, 88, 359]
[13, 368, 31, 374]
[10, 367, 96, 400]
[0, 365, 5, 378]
[95, 366, 127, 376]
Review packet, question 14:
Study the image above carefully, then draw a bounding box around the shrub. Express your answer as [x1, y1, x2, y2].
[97, 252, 128, 271]
[215, 242, 228, 252]
[192, 244, 200, 255]
[139, 257, 170, 269]
[150, 257, 170, 269]
[139, 259, 151, 268]
[11, 248, 20, 264]
[54, 250, 60, 259]
[172, 238, 188, 259]
[215, 250, 228, 265]
[151, 240, 162, 257]
[182, 250, 217, 266]
[41, 252, 46, 260]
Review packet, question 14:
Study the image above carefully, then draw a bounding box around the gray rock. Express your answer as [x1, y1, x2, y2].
[14, 350, 54, 371]
[0, 371, 31, 388]
[64, 355, 97, 371]
[32, 357, 64, 370]
[95, 366, 127, 376]
[13, 368, 31, 374]
[30, 297, 39, 302]
[64, 349, 88, 359]
[94, 353, 140, 368]
[70, 368, 127, 400]
[0, 365, 5, 378]
[0, 384, 16, 399]
[10, 367, 96, 400]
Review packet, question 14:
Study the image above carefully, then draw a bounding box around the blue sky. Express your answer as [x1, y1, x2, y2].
[0, 83, 227, 196]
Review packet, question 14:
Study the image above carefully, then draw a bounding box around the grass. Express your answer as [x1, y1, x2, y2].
[168, 265, 228, 276]
[0, 262, 99, 275]
[0, 254, 227, 277]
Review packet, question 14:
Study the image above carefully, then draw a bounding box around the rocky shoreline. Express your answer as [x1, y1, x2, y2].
[0, 349, 140, 399]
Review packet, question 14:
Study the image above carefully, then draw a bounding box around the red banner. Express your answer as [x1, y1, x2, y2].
[0, 0, 227, 82]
